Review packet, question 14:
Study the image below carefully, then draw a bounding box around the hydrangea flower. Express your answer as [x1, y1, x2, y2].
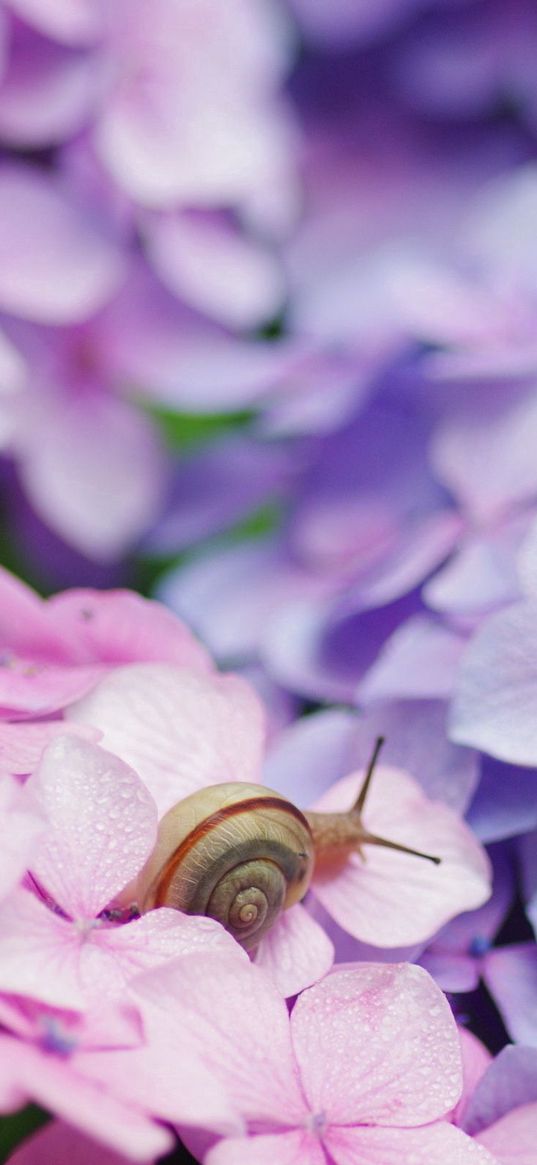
[64, 662, 492, 950]
[124, 955, 497, 1165]
[0, 736, 239, 1010]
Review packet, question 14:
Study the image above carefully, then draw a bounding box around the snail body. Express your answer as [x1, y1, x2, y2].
[133, 741, 440, 951]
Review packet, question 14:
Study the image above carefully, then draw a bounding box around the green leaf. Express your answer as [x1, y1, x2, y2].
[0, 1106, 50, 1163]
[145, 406, 256, 452]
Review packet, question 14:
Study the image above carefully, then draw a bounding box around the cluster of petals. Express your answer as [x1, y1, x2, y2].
[4, 957, 503, 1165]
[0, 0, 299, 563]
[0, 567, 500, 1159]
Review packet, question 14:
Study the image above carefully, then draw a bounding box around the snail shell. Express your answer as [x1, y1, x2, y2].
[136, 782, 315, 950]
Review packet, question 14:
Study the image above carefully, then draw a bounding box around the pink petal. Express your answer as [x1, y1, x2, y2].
[97, 909, 239, 978]
[0, 566, 72, 658]
[0, 776, 44, 899]
[0, 164, 124, 323]
[0, 887, 95, 1010]
[310, 767, 491, 947]
[453, 1028, 493, 1128]
[450, 600, 537, 764]
[207, 1131, 326, 1165]
[8, 1119, 136, 1165]
[67, 663, 266, 814]
[291, 963, 463, 1127]
[28, 736, 157, 917]
[325, 1122, 497, 1165]
[254, 903, 334, 997]
[477, 1103, 537, 1165]
[77, 1027, 241, 1137]
[47, 588, 210, 670]
[0, 721, 100, 775]
[0, 662, 103, 719]
[17, 388, 165, 560]
[55, 913, 237, 1008]
[143, 209, 284, 328]
[0, 1036, 172, 1161]
[128, 952, 307, 1128]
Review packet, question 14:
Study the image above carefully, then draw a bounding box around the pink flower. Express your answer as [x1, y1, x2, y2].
[0, 567, 209, 724]
[8, 1120, 138, 1165]
[307, 765, 491, 948]
[122, 956, 497, 1164]
[67, 663, 491, 948]
[0, 736, 239, 1010]
[0, 774, 44, 901]
[65, 662, 266, 815]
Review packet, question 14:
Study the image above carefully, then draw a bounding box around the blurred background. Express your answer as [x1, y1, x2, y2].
[3, 3, 537, 1160]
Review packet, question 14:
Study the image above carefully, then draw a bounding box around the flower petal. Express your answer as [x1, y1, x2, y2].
[67, 663, 266, 814]
[0, 888, 87, 1009]
[477, 1103, 537, 1165]
[290, 963, 462, 1126]
[325, 1122, 497, 1165]
[0, 1036, 172, 1161]
[310, 767, 491, 947]
[47, 588, 210, 670]
[482, 943, 537, 1045]
[0, 776, 44, 899]
[129, 951, 306, 1127]
[8, 1119, 136, 1165]
[450, 600, 537, 764]
[5, 0, 104, 44]
[144, 209, 284, 328]
[28, 736, 157, 917]
[18, 389, 165, 560]
[207, 1130, 326, 1165]
[0, 164, 123, 323]
[254, 903, 334, 997]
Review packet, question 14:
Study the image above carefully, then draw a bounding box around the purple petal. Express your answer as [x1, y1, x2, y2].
[265, 700, 479, 813]
[0, 22, 99, 147]
[0, 164, 124, 323]
[143, 209, 285, 328]
[482, 943, 537, 1045]
[5, 0, 105, 44]
[17, 387, 166, 560]
[450, 600, 537, 764]
[462, 1045, 537, 1135]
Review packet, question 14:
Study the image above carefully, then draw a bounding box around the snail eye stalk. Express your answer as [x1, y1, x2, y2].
[353, 735, 441, 867]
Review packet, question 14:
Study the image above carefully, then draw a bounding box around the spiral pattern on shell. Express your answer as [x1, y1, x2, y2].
[136, 783, 315, 950]
[206, 859, 286, 947]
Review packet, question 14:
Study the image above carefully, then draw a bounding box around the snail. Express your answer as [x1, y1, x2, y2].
[130, 738, 441, 951]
